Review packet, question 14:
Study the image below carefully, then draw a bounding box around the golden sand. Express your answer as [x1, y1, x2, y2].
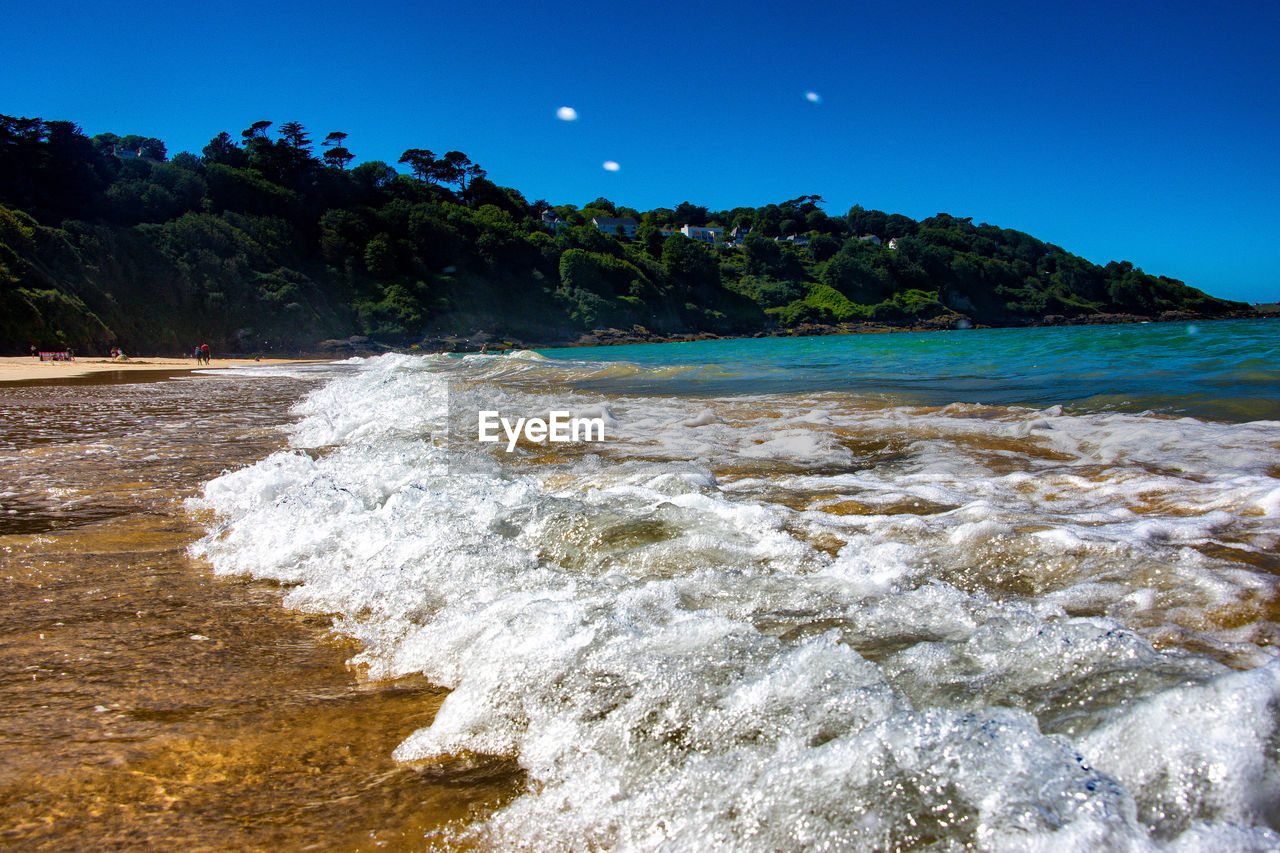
[0, 356, 331, 384]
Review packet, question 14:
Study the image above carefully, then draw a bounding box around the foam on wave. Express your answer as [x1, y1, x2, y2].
[189, 353, 1280, 850]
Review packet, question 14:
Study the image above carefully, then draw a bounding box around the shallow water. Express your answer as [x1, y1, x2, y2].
[187, 321, 1280, 851]
[0, 373, 521, 850]
[541, 318, 1280, 422]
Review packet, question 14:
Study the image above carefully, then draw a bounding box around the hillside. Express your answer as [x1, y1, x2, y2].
[0, 114, 1253, 355]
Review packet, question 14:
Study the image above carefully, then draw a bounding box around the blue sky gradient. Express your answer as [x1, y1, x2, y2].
[3, 0, 1277, 302]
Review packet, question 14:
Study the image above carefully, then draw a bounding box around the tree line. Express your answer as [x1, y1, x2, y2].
[0, 112, 1249, 354]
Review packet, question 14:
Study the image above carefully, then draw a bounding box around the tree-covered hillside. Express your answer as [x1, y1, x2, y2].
[0, 114, 1251, 354]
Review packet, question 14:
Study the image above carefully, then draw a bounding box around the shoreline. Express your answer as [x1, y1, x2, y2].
[5, 313, 1271, 374]
[0, 355, 333, 385]
[542, 310, 1275, 350]
[308, 310, 1274, 357]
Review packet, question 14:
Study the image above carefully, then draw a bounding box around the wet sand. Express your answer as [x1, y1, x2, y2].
[0, 369, 520, 850]
[0, 356, 331, 385]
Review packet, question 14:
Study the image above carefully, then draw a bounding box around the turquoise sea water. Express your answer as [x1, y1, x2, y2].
[540, 318, 1280, 421]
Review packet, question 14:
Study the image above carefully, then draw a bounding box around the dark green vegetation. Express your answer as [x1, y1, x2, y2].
[0, 114, 1250, 354]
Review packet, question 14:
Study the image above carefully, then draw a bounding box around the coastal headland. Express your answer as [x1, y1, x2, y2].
[2, 113, 1267, 360]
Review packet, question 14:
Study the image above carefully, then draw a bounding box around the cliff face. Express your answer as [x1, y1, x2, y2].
[0, 115, 1251, 355]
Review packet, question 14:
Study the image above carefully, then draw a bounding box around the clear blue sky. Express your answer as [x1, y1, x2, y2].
[3, 0, 1277, 302]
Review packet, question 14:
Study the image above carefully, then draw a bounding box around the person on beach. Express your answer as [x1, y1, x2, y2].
[199, 343, 211, 364]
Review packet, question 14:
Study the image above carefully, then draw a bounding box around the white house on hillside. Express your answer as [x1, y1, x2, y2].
[593, 217, 639, 238]
[680, 224, 723, 244]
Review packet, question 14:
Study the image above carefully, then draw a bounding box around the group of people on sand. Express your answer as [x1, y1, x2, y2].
[193, 343, 211, 364]
[29, 345, 74, 360]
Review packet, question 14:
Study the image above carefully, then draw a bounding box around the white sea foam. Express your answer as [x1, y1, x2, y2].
[190, 353, 1280, 850]
[194, 361, 350, 381]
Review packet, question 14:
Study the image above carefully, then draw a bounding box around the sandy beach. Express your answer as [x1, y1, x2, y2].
[0, 363, 516, 848]
[0, 356, 332, 384]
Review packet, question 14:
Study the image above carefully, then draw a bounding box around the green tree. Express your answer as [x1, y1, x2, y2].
[202, 131, 245, 167]
[661, 234, 719, 297]
[582, 197, 617, 217]
[398, 148, 437, 182]
[352, 161, 397, 191]
[320, 131, 353, 170]
[278, 121, 311, 152]
[241, 121, 272, 141]
[741, 232, 790, 278]
[559, 248, 649, 297]
[438, 151, 485, 191]
[673, 201, 708, 226]
[364, 233, 398, 278]
[884, 214, 917, 239]
[322, 147, 354, 170]
[636, 224, 665, 258]
[809, 233, 841, 263]
[822, 251, 892, 303]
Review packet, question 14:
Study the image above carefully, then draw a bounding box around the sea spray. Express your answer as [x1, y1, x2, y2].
[190, 342, 1280, 850]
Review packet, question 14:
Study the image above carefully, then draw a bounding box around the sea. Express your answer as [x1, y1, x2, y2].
[5, 318, 1279, 850]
